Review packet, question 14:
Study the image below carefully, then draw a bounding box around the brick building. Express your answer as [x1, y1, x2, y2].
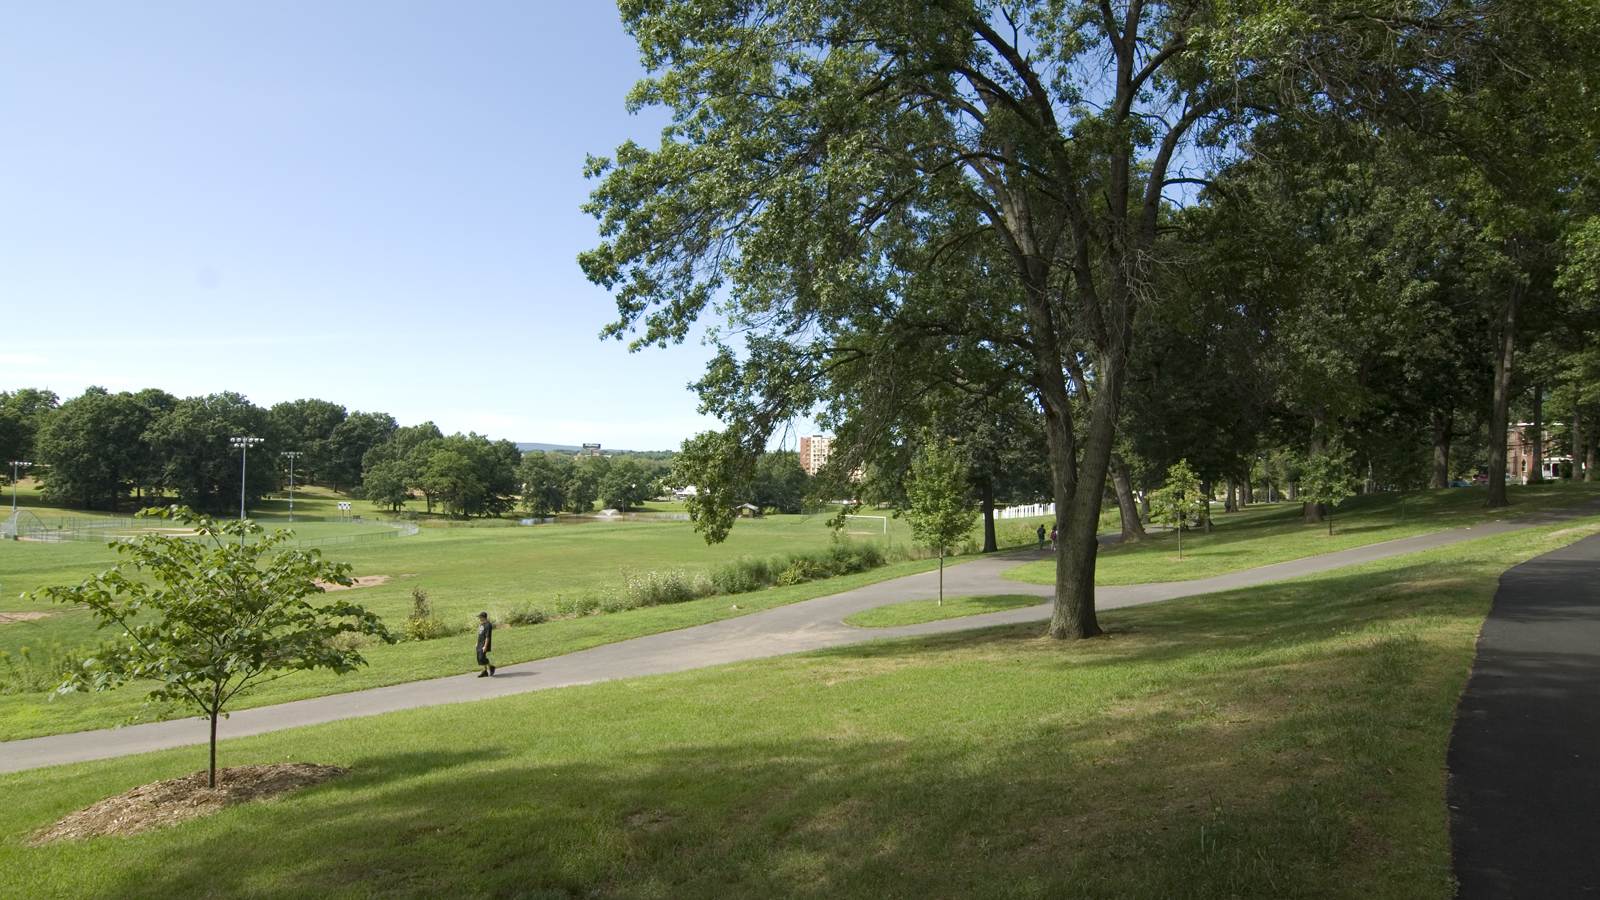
[799, 435, 833, 476]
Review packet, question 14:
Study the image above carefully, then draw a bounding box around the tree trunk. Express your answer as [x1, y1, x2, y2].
[1431, 409, 1453, 489]
[1200, 478, 1213, 533]
[1225, 475, 1238, 513]
[1243, 476, 1254, 506]
[1528, 384, 1545, 484]
[980, 480, 997, 553]
[1573, 399, 1584, 483]
[1303, 422, 1326, 523]
[209, 709, 219, 788]
[1485, 279, 1524, 508]
[938, 546, 944, 606]
[1589, 433, 1596, 484]
[1044, 364, 1119, 641]
[1109, 452, 1146, 543]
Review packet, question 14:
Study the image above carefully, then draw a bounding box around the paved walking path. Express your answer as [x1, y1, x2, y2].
[1448, 530, 1600, 898]
[6, 498, 1600, 775]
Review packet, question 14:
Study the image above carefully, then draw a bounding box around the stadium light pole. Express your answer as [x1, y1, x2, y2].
[281, 451, 302, 522]
[9, 461, 31, 517]
[229, 437, 264, 520]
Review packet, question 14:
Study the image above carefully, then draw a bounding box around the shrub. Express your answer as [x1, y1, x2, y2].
[502, 603, 549, 626]
[709, 559, 762, 594]
[401, 587, 461, 642]
[0, 644, 86, 695]
[625, 569, 696, 607]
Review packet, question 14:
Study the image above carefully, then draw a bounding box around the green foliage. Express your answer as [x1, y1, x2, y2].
[144, 392, 278, 516]
[667, 429, 756, 544]
[401, 587, 461, 642]
[575, 539, 893, 616]
[268, 398, 346, 487]
[903, 434, 977, 605]
[517, 450, 570, 518]
[752, 450, 808, 514]
[0, 388, 59, 472]
[1152, 459, 1204, 527]
[1152, 459, 1205, 558]
[903, 436, 976, 555]
[500, 603, 549, 627]
[0, 643, 91, 695]
[624, 569, 697, 606]
[598, 456, 648, 511]
[34, 387, 171, 512]
[1299, 446, 1363, 534]
[28, 506, 396, 785]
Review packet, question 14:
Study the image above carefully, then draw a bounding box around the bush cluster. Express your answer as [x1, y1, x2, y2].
[401, 588, 465, 642]
[0, 643, 85, 695]
[548, 538, 897, 619]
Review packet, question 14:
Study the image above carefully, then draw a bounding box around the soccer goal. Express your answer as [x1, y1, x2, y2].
[843, 514, 887, 534]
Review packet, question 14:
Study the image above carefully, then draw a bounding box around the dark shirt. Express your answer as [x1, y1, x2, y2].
[477, 621, 493, 652]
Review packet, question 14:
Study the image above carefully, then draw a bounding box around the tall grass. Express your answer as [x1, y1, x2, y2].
[541, 538, 902, 620]
[0, 643, 84, 695]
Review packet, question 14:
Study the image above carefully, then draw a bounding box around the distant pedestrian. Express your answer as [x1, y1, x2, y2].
[1050, 526, 1058, 551]
[475, 612, 495, 677]
[1036, 524, 1046, 550]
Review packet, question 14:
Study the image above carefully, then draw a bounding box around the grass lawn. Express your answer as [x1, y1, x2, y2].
[1, 518, 1591, 899]
[0, 485, 973, 739]
[843, 593, 1044, 627]
[1005, 482, 1600, 586]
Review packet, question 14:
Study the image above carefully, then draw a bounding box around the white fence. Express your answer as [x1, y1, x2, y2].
[996, 503, 1055, 520]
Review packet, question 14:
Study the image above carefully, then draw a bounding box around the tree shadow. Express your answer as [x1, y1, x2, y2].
[57, 685, 1412, 900]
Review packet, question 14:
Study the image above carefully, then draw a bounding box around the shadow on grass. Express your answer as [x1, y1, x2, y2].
[16, 538, 1529, 899]
[829, 556, 1491, 676]
[50, 689, 1436, 900]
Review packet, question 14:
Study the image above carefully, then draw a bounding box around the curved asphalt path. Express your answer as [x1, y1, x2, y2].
[1448, 530, 1600, 898]
[5, 497, 1600, 776]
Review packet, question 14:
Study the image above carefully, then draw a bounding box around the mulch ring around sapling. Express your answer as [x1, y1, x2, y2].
[28, 762, 348, 845]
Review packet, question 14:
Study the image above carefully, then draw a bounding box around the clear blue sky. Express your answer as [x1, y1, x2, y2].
[0, 2, 733, 451]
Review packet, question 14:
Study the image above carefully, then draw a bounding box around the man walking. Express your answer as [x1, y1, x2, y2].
[476, 611, 495, 677]
[1036, 523, 1046, 550]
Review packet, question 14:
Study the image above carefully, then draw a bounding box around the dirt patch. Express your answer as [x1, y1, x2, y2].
[315, 575, 392, 591]
[29, 763, 348, 845]
[0, 611, 57, 625]
[0, 605, 84, 626]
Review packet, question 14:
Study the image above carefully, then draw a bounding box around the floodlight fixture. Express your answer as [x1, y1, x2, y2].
[230, 437, 265, 520]
[281, 451, 302, 522]
[8, 461, 31, 517]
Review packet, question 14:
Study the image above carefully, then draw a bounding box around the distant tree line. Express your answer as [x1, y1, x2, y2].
[0, 386, 684, 519]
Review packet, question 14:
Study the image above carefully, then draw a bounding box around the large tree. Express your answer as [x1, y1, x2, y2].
[34, 387, 163, 511]
[582, 0, 1328, 638]
[146, 392, 278, 516]
[0, 388, 60, 475]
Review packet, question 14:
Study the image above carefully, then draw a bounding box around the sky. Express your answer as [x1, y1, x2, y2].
[0, 2, 733, 451]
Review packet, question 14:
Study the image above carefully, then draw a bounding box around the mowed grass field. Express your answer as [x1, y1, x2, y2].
[3, 482, 1595, 741]
[1005, 482, 1600, 586]
[0, 484, 990, 739]
[2, 517, 1593, 899]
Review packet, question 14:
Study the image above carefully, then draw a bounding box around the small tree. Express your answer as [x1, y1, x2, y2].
[1152, 459, 1204, 560]
[1369, 438, 1431, 521]
[903, 435, 978, 605]
[31, 507, 396, 786]
[1299, 447, 1362, 535]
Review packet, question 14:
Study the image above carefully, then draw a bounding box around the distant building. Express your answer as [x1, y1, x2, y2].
[1508, 423, 1569, 483]
[800, 435, 833, 476]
